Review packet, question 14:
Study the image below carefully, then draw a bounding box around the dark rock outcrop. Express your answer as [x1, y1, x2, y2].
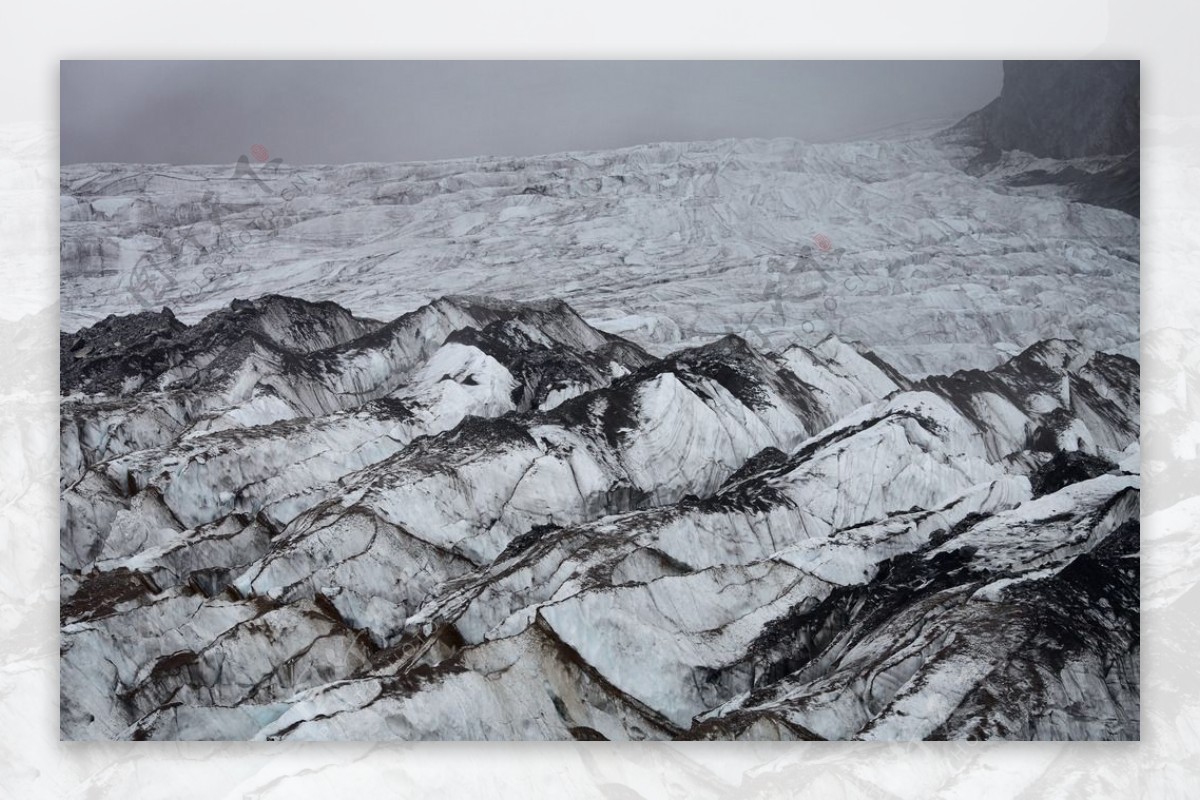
[962, 60, 1139, 160]
[952, 61, 1140, 216]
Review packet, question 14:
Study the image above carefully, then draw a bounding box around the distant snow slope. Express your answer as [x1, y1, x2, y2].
[60, 132, 1138, 378]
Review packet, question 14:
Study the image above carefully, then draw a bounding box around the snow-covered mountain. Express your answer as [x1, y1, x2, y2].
[59, 293, 1139, 741]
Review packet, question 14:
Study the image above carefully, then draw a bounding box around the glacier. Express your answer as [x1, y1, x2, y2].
[60, 128, 1138, 379]
[58, 82, 1139, 740]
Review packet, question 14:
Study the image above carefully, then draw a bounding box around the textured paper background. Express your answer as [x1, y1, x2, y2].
[2, 1, 1197, 796]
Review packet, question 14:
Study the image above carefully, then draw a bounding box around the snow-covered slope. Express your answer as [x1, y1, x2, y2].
[59, 294, 1139, 741]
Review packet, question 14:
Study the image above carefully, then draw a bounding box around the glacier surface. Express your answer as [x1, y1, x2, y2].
[58, 126, 1139, 741]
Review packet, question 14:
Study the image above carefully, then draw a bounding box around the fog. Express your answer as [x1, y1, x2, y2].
[61, 60, 1001, 165]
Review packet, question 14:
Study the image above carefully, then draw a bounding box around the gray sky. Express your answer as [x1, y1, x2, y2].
[61, 61, 1001, 165]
